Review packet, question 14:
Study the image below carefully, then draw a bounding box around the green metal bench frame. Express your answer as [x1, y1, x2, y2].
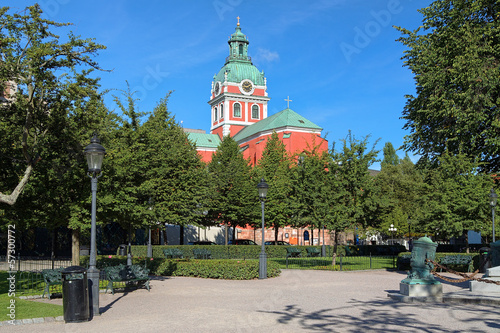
[286, 247, 301, 258]
[439, 255, 473, 272]
[103, 264, 151, 295]
[306, 247, 321, 257]
[163, 248, 184, 259]
[42, 268, 63, 299]
[192, 248, 212, 259]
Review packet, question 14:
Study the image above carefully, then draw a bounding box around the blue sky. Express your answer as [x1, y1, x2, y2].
[12, 0, 432, 170]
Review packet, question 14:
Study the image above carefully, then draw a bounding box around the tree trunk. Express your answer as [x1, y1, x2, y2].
[332, 230, 338, 266]
[275, 226, 279, 242]
[72, 229, 80, 266]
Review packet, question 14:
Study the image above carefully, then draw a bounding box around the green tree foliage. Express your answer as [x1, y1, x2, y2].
[328, 132, 380, 241]
[0, 5, 106, 205]
[140, 93, 209, 228]
[381, 142, 400, 169]
[395, 0, 500, 172]
[420, 151, 493, 242]
[102, 90, 208, 234]
[257, 132, 293, 241]
[207, 135, 255, 244]
[374, 157, 425, 237]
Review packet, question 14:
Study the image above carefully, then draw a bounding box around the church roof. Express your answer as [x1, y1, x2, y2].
[187, 132, 221, 149]
[213, 22, 265, 86]
[214, 62, 265, 86]
[233, 108, 323, 142]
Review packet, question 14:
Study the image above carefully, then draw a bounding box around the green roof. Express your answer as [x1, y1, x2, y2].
[233, 108, 322, 142]
[215, 62, 265, 86]
[187, 133, 221, 149]
[213, 23, 265, 86]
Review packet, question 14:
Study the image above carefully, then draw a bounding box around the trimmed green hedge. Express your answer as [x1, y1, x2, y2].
[397, 252, 478, 272]
[345, 245, 406, 256]
[79, 255, 281, 280]
[155, 259, 281, 279]
[126, 245, 340, 259]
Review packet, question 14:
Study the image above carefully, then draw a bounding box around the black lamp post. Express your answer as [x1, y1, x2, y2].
[388, 224, 397, 245]
[83, 133, 106, 317]
[257, 178, 269, 279]
[490, 188, 497, 243]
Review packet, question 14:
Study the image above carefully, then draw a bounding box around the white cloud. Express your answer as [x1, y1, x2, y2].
[253, 48, 280, 64]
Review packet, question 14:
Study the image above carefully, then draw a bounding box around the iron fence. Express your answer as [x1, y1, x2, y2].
[276, 254, 398, 271]
[0, 256, 72, 272]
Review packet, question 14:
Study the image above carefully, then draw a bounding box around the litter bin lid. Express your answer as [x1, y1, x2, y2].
[62, 266, 87, 274]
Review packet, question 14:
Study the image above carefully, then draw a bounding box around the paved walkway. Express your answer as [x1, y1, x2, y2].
[5, 270, 500, 332]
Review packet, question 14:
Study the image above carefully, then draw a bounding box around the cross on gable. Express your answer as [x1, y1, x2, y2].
[284, 96, 292, 108]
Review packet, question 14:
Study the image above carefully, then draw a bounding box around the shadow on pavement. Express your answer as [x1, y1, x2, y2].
[260, 298, 500, 332]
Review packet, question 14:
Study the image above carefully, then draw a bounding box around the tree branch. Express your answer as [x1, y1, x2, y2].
[0, 163, 33, 205]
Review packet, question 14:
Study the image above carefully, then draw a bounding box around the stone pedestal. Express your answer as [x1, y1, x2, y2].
[400, 282, 443, 297]
[470, 266, 500, 293]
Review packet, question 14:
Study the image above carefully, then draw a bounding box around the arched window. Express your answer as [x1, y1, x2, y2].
[220, 104, 224, 119]
[251, 105, 259, 119]
[233, 103, 241, 117]
[214, 107, 218, 121]
[239, 44, 243, 56]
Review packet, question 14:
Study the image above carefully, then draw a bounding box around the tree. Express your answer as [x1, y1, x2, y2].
[420, 151, 493, 246]
[0, 4, 106, 205]
[257, 132, 294, 241]
[395, 0, 500, 172]
[207, 135, 255, 244]
[374, 156, 426, 238]
[328, 132, 379, 263]
[381, 142, 400, 169]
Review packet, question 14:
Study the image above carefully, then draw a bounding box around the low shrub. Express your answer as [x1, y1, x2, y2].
[129, 245, 342, 259]
[155, 259, 281, 279]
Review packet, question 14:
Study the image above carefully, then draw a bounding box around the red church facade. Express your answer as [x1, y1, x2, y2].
[188, 20, 328, 166]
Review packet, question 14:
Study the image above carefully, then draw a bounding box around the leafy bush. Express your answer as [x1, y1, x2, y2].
[155, 259, 281, 279]
[345, 245, 406, 256]
[80, 255, 281, 279]
[128, 245, 341, 259]
[397, 252, 479, 272]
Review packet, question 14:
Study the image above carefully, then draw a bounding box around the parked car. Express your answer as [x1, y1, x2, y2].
[188, 241, 216, 245]
[228, 239, 257, 245]
[264, 241, 290, 245]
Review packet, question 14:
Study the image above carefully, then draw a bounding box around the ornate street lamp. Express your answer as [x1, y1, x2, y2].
[388, 224, 397, 246]
[257, 178, 269, 279]
[490, 188, 497, 243]
[83, 133, 106, 317]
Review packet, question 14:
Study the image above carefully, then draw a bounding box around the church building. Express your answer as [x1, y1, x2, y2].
[186, 19, 328, 165]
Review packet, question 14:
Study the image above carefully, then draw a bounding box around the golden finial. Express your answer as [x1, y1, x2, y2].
[237, 16, 240, 26]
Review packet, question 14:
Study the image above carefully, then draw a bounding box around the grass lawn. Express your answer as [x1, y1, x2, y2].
[270, 256, 397, 271]
[0, 271, 63, 321]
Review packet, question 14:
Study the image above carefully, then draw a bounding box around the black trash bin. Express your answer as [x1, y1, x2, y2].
[119, 244, 127, 256]
[479, 247, 491, 273]
[62, 266, 89, 323]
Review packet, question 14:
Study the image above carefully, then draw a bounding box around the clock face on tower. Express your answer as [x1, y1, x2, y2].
[214, 82, 221, 95]
[239, 79, 254, 95]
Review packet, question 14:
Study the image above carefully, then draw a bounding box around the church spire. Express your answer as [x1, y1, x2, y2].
[226, 17, 251, 65]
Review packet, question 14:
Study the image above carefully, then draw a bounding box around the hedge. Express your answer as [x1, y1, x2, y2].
[125, 245, 342, 259]
[396, 252, 479, 272]
[80, 255, 281, 280]
[155, 259, 281, 279]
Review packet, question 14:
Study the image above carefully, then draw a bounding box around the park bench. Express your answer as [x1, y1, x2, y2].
[163, 248, 184, 259]
[103, 264, 150, 295]
[42, 268, 63, 299]
[306, 247, 321, 257]
[438, 255, 473, 273]
[286, 247, 301, 258]
[192, 248, 211, 259]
